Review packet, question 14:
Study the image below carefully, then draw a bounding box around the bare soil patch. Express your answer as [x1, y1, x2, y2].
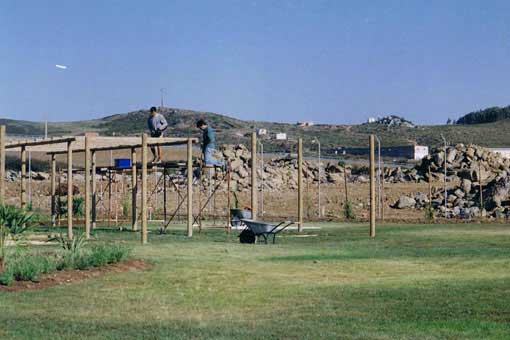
[0, 259, 151, 292]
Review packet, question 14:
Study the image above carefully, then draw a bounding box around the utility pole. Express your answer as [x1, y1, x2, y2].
[160, 88, 166, 109]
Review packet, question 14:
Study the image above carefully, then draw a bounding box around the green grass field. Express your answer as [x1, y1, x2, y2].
[1, 222, 510, 339]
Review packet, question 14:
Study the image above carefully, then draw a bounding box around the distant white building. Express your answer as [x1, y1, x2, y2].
[413, 146, 429, 161]
[297, 121, 314, 127]
[257, 128, 267, 136]
[489, 148, 510, 158]
[275, 133, 287, 140]
[367, 117, 376, 123]
[327, 145, 428, 160]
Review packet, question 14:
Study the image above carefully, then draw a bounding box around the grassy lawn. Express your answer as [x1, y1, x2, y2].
[1, 222, 510, 339]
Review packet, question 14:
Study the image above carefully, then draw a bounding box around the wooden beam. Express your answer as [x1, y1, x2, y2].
[131, 148, 138, 231]
[6, 137, 76, 149]
[369, 134, 376, 238]
[298, 138, 303, 232]
[187, 138, 193, 237]
[84, 136, 91, 239]
[251, 132, 257, 220]
[20, 146, 26, 209]
[46, 138, 199, 155]
[141, 134, 148, 244]
[91, 150, 97, 229]
[67, 141, 73, 239]
[0, 125, 5, 205]
[50, 154, 56, 226]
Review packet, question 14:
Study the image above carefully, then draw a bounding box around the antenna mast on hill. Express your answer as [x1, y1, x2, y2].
[160, 88, 166, 109]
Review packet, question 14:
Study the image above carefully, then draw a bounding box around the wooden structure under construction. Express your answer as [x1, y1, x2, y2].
[0, 126, 305, 244]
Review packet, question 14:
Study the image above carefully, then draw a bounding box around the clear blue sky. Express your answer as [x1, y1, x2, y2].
[1, 0, 509, 124]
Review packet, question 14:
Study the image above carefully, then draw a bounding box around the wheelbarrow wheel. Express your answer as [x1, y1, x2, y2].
[239, 229, 256, 244]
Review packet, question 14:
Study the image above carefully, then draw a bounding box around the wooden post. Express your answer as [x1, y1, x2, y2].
[50, 154, 57, 226]
[84, 136, 91, 239]
[428, 166, 432, 204]
[381, 162, 385, 221]
[226, 168, 231, 233]
[20, 146, 27, 209]
[67, 141, 73, 239]
[344, 165, 349, 204]
[369, 135, 375, 238]
[108, 170, 112, 227]
[0, 125, 5, 205]
[163, 167, 167, 223]
[251, 132, 257, 220]
[141, 134, 148, 244]
[187, 138, 193, 237]
[91, 151, 97, 229]
[131, 148, 138, 231]
[58, 169, 62, 226]
[298, 138, 303, 231]
[479, 162, 483, 216]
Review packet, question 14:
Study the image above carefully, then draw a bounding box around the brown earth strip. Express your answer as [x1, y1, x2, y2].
[0, 259, 151, 293]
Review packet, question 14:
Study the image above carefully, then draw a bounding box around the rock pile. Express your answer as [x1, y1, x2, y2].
[370, 115, 416, 128]
[394, 144, 510, 218]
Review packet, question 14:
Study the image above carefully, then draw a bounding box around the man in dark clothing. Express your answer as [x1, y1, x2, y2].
[147, 106, 168, 163]
[196, 119, 224, 167]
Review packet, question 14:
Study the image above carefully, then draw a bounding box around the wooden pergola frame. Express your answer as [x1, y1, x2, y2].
[0, 127, 198, 243]
[0, 126, 304, 244]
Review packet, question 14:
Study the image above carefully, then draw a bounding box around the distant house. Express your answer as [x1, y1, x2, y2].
[275, 133, 287, 140]
[367, 117, 376, 123]
[326, 145, 429, 160]
[489, 148, 510, 158]
[257, 128, 267, 136]
[297, 121, 314, 127]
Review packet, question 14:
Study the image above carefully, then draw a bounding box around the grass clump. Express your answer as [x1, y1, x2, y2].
[0, 236, 131, 285]
[0, 254, 58, 285]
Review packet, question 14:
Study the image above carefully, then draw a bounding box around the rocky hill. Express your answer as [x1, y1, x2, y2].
[4, 106, 510, 152]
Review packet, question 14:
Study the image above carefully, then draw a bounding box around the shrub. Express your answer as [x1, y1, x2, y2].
[343, 201, 356, 220]
[56, 197, 85, 218]
[424, 203, 435, 223]
[0, 269, 14, 285]
[2, 254, 58, 283]
[0, 205, 34, 270]
[0, 205, 34, 240]
[89, 243, 130, 267]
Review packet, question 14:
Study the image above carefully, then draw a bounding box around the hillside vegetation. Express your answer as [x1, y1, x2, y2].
[3, 107, 510, 151]
[456, 105, 510, 125]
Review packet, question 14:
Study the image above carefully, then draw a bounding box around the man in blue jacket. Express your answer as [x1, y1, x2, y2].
[147, 106, 168, 163]
[196, 119, 225, 168]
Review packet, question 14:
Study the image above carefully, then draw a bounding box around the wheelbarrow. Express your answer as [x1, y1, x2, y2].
[239, 219, 294, 244]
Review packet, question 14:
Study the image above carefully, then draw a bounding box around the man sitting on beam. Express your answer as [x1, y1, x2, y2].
[196, 119, 226, 169]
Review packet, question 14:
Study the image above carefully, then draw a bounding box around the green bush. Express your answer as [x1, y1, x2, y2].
[0, 242, 131, 285]
[0, 270, 14, 285]
[424, 203, 435, 222]
[89, 243, 130, 267]
[56, 197, 85, 218]
[343, 201, 356, 220]
[2, 255, 58, 283]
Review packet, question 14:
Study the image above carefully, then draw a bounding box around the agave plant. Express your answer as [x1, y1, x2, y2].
[50, 232, 87, 255]
[0, 205, 34, 271]
[0, 205, 33, 241]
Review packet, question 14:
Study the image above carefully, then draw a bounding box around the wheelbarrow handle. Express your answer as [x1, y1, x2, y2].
[270, 221, 294, 234]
